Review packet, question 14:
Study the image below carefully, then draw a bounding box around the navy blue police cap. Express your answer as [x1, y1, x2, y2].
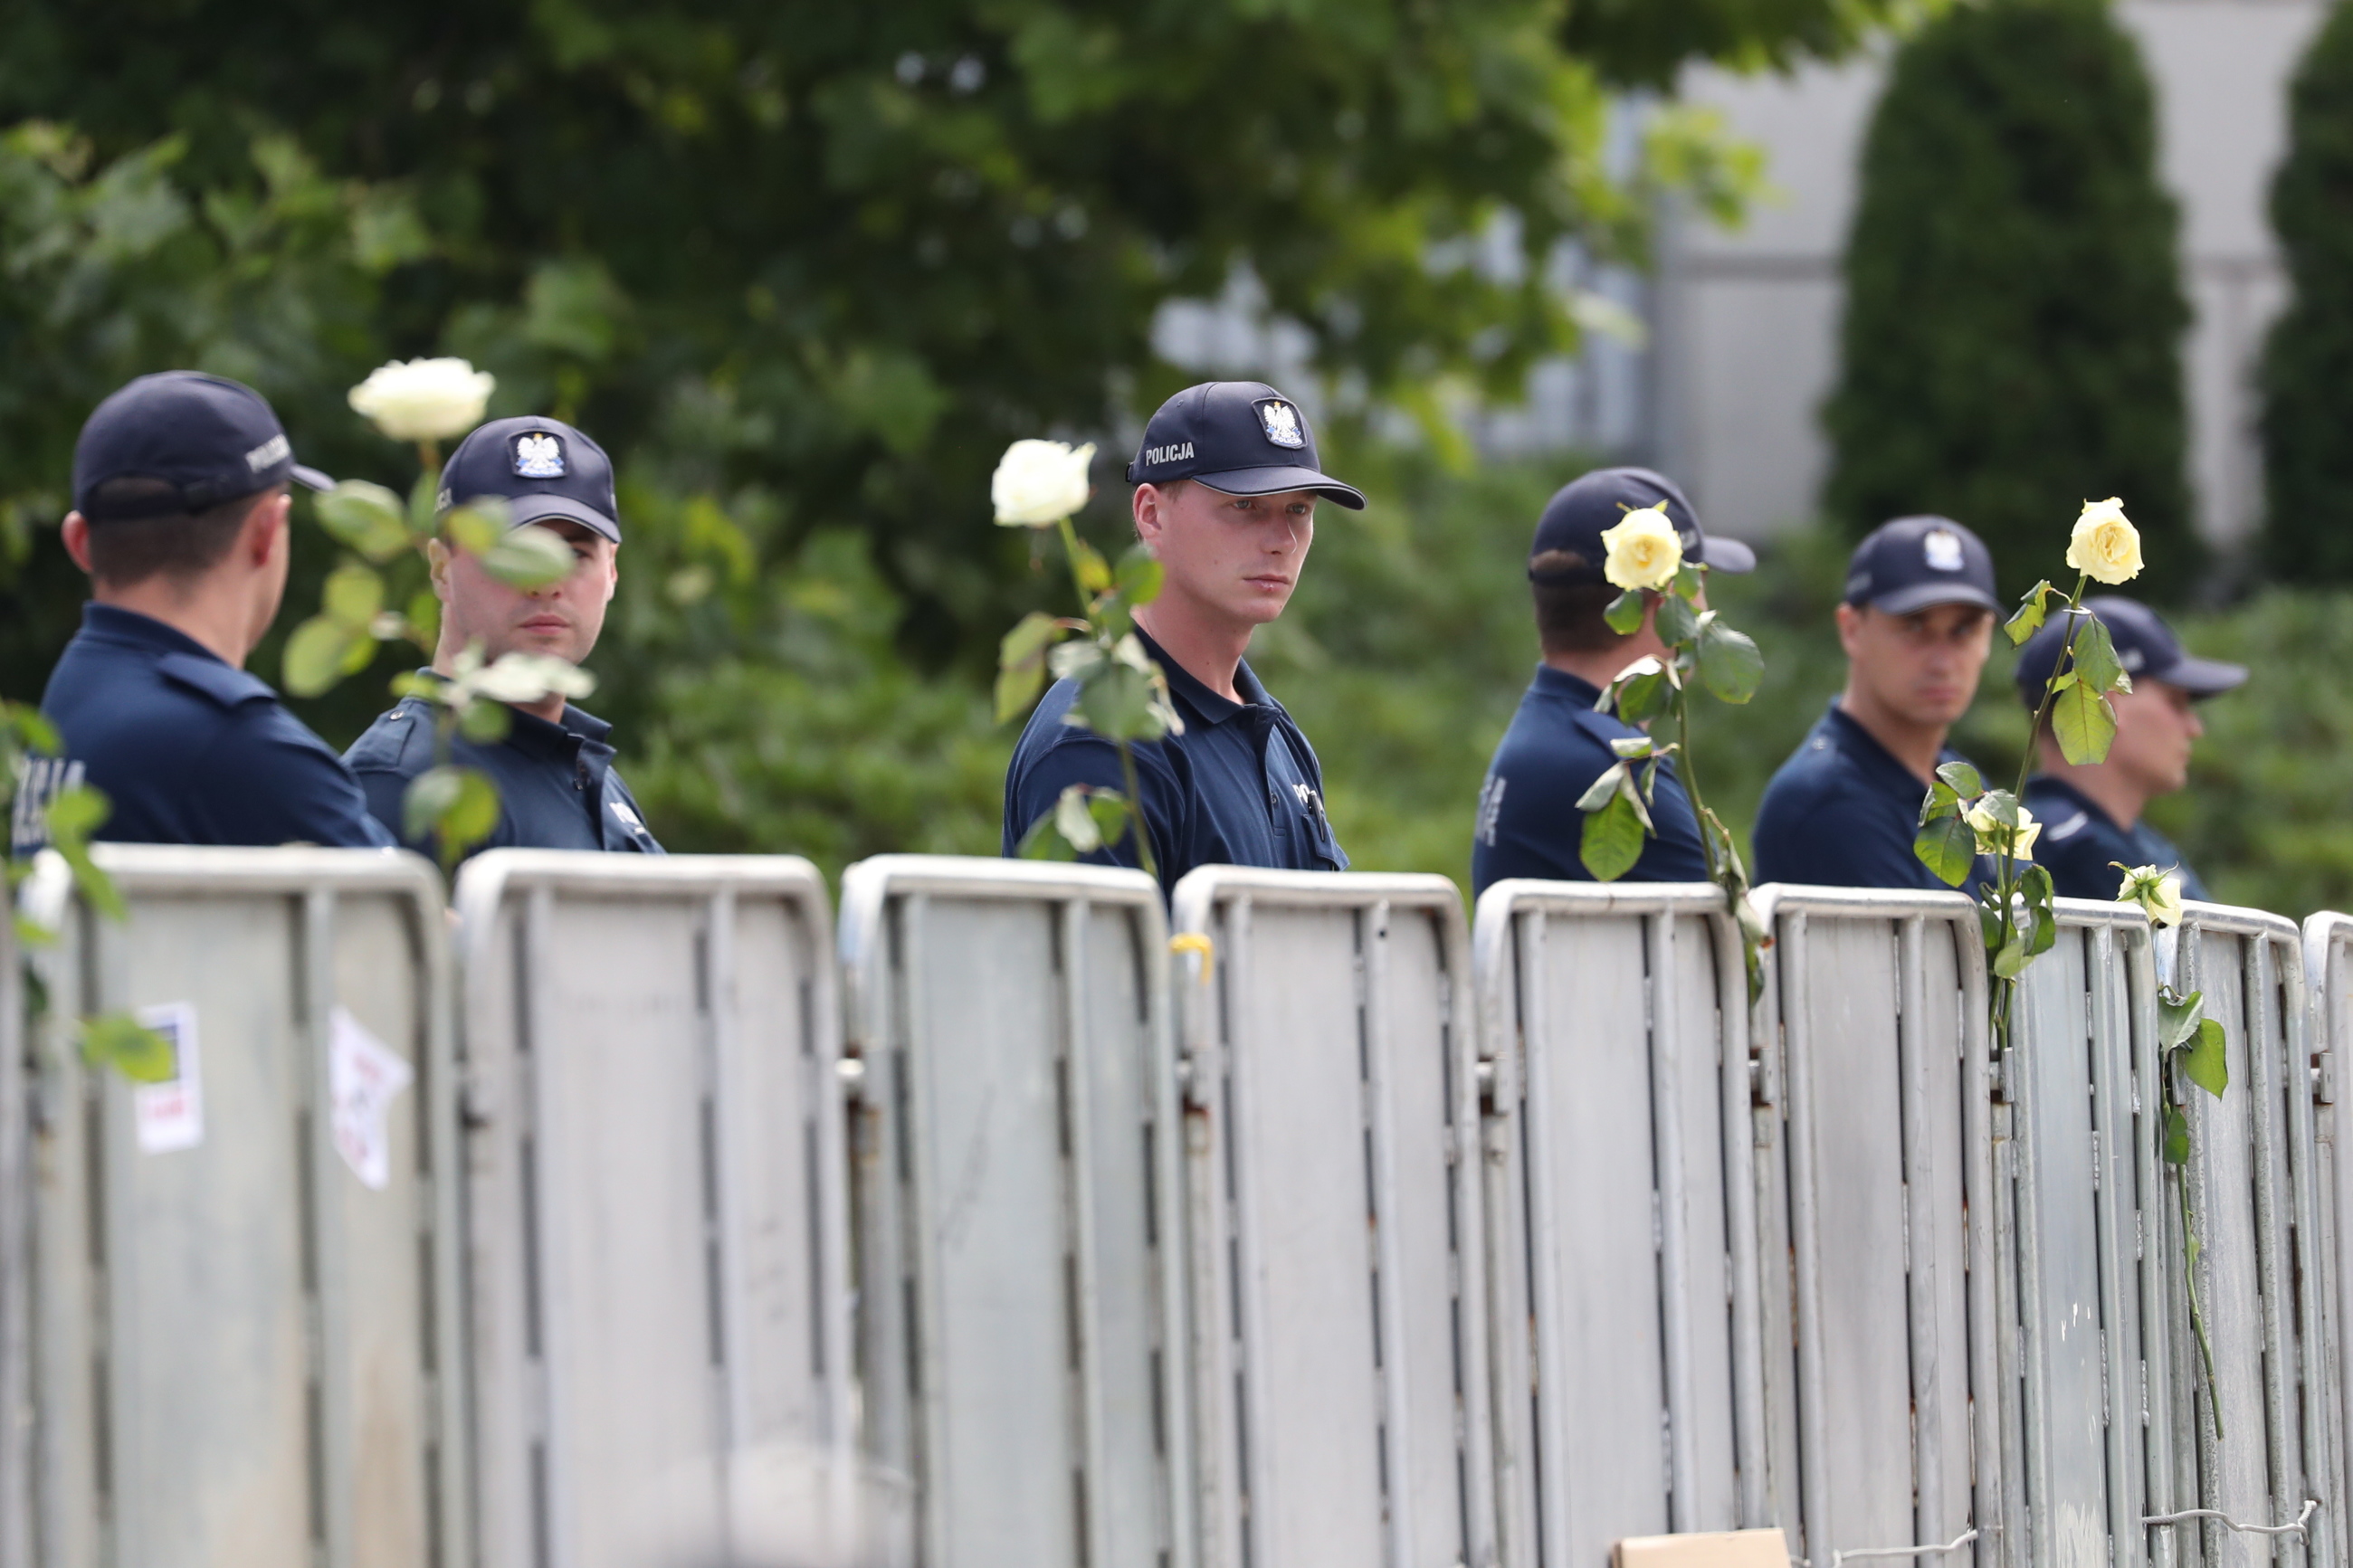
[1527, 466, 1754, 584]
[1123, 381, 1366, 508]
[74, 371, 335, 522]
[2013, 595, 2245, 709]
[1843, 515, 1999, 615]
[438, 416, 621, 542]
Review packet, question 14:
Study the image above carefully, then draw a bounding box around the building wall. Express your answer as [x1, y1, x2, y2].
[1657, 0, 2328, 549]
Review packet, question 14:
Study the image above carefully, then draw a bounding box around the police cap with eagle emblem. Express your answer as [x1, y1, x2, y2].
[73, 371, 337, 522]
[1123, 380, 1366, 508]
[437, 415, 621, 542]
[1842, 514, 1998, 615]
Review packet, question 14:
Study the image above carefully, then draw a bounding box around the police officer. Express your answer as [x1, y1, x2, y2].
[345, 417, 662, 860]
[2015, 596, 2243, 900]
[27, 372, 393, 851]
[1754, 516, 2000, 890]
[1002, 381, 1357, 892]
[1471, 467, 1755, 896]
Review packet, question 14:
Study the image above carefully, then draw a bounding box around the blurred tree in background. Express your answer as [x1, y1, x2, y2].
[2262, 0, 2353, 581]
[1822, 0, 2196, 601]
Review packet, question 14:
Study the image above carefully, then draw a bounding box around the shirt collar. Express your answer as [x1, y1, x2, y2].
[1529, 663, 1604, 708]
[498, 702, 613, 758]
[81, 603, 233, 665]
[1134, 625, 1272, 728]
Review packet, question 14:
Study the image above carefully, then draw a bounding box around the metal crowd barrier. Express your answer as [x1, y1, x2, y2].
[1749, 886, 2003, 1568]
[839, 856, 1193, 1568]
[451, 851, 855, 1568]
[1470, 880, 1767, 1568]
[2167, 905, 2342, 1568]
[2005, 899, 2164, 1568]
[0, 861, 24, 1568]
[9, 846, 467, 1568]
[2309, 910, 2353, 1566]
[1169, 868, 1493, 1568]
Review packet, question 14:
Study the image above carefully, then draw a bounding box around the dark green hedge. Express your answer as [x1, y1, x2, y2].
[2262, 0, 2353, 579]
[1823, 0, 2196, 601]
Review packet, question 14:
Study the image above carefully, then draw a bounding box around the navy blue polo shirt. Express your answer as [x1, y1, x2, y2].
[1754, 700, 1990, 894]
[346, 688, 663, 863]
[1001, 626, 1346, 893]
[1472, 665, 1710, 896]
[2023, 774, 2210, 904]
[25, 603, 393, 851]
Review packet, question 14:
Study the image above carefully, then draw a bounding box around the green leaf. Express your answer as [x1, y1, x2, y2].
[2159, 988, 2206, 1054]
[80, 1012, 177, 1084]
[1611, 660, 1677, 726]
[1072, 537, 1112, 595]
[1055, 784, 1104, 851]
[2022, 864, 2056, 957]
[283, 615, 363, 698]
[2070, 614, 2129, 697]
[1654, 592, 1700, 647]
[314, 479, 413, 560]
[1976, 788, 2020, 830]
[1914, 813, 1977, 886]
[2183, 1017, 2228, 1098]
[403, 765, 500, 862]
[1673, 563, 1702, 601]
[1016, 806, 1081, 860]
[479, 522, 576, 589]
[403, 590, 441, 652]
[1608, 735, 1655, 760]
[1993, 932, 2034, 979]
[44, 784, 124, 922]
[1578, 784, 1647, 881]
[996, 611, 1067, 721]
[443, 501, 503, 557]
[1604, 588, 1647, 635]
[1935, 760, 1983, 795]
[1575, 758, 1629, 813]
[2050, 679, 2118, 766]
[1072, 660, 1163, 742]
[3, 702, 62, 756]
[2005, 580, 2053, 646]
[1112, 544, 1163, 607]
[1694, 616, 1764, 703]
[2161, 1104, 2190, 1165]
[321, 561, 385, 626]
[458, 700, 512, 743]
[409, 469, 441, 538]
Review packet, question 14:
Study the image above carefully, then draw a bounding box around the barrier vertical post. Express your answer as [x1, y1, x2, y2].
[0, 879, 24, 1568]
[1171, 868, 1491, 1568]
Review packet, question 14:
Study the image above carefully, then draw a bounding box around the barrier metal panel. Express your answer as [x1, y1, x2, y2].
[1750, 886, 2003, 1568]
[19, 845, 466, 1568]
[840, 856, 1192, 1568]
[2304, 913, 2353, 1568]
[1471, 880, 1768, 1568]
[1172, 868, 1492, 1568]
[1, 865, 24, 1568]
[452, 851, 854, 1568]
[2005, 901, 2164, 1568]
[2165, 905, 2340, 1568]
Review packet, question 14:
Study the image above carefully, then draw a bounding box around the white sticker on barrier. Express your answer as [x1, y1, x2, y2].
[131, 1000, 202, 1154]
[329, 1006, 412, 1191]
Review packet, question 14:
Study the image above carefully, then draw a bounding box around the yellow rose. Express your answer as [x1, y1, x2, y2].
[2115, 863, 2184, 927]
[1964, 798, 2041, 860]
[348, 357, 496, 442]
[1600, 506, 1683, 592]
[2065, 498, 2143, 585]
[992, 439, 1096, 527]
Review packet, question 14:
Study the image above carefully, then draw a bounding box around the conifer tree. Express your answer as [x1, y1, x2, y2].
[1823, 0, 2196, 599]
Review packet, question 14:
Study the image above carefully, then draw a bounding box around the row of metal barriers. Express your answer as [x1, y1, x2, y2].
[0, 845, 2346, 1568]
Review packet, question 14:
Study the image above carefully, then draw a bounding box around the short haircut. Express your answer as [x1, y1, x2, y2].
[81, 480, 278, 587]
[1531, 550, 1633, 655]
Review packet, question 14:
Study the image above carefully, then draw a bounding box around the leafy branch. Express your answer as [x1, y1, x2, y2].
[991, 441, 1183, 877]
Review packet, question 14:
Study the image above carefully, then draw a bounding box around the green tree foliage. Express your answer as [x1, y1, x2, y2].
[2261, 0, 2353, 580]
[1822, 0, 2196, 600]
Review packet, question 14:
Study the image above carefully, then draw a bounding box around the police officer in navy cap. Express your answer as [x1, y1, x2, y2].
[2015, 596, 2243, 901]
[24, 372, 394, 851]
[1002, 381, 1358, 891]
[1753, 516, 2000, 891]
[1471, 467, 1754, 896]
[345, 416, 662, 861]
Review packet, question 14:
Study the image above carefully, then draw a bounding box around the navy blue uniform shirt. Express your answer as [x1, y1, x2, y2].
[1001, 626, 1346, 893]
[1472, 664, 1710, 896]
[346, 688, 663, 863]
[2023, 774, 2210, 904]
[25, 603, 393, 852]
[1754, 700, 1989, 894]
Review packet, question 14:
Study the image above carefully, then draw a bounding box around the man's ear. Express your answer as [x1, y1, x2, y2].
[1834, 601, 1865, 660]
[245, 491, 293, 565]
[602, 542, 619, 603]
[61, 512, 93, 575]
[424, 537, 455, 601]
[1132, 483, 1165, 545]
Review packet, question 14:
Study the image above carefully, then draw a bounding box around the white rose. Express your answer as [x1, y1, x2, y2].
[1600, 506, 1683, 592]
[1965, 798, 2041, 860]
[2115, 863, 2184, 927]
[461, 651, 596, 707]
[349, 357, 497, 442]
[2065, 498, 2143, 586]
[993, 439, 1096, 527]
